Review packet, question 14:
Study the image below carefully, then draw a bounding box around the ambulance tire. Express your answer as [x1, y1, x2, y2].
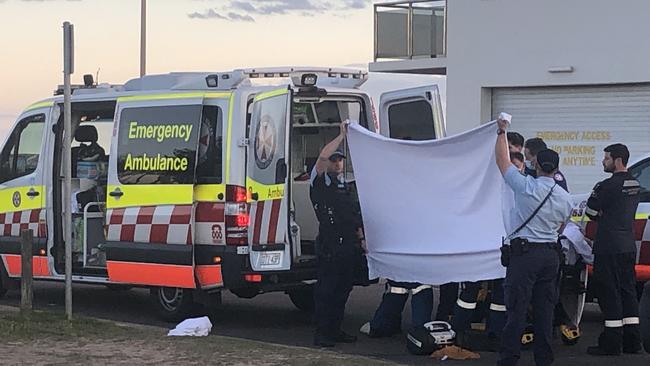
[288, 286, 315, 313]
[150, 287, 197, 322]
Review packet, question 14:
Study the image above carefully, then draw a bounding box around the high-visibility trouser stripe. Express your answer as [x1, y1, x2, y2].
[604, 320, 624, 328]
[490, 303, 507, 312]
[456, 298, 477, 310]
[387, 285, 409, 295]
[411, 285, 432, 295]
[623, 317, 640, 325]
[585, 207, 599, 216]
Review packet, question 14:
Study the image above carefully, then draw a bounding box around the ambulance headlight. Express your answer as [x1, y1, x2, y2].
[205, 74, 219, 88]
[301, 73, 318, 87]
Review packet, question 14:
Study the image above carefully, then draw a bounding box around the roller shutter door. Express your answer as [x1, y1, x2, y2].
[492, 84, 650, 192]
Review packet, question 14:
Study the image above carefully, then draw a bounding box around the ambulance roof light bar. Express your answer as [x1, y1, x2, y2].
[236, 67, 369, 89]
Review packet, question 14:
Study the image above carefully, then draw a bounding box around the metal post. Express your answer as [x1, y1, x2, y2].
[140, 0, 146, 77]
[443, 0, 447, 57]
[20, 229, 33, 315]
[407, 2, 413, 59]
[373, 4, 378, 62]
[63, 21, 74, 321]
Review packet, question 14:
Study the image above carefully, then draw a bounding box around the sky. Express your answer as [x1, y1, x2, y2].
[0, 0, 378, 140]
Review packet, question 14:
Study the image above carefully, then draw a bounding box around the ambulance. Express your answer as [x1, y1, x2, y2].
[0, 67, 445, 320]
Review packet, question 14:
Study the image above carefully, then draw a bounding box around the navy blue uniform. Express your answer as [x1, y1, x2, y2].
[586, 172, 642, 353]
[452, 280, 506, 345]
[310, 168, 363, 344]
[525, 166, 569, 192]
[366, 281, 433, 337]
[498, 166, 573, 366]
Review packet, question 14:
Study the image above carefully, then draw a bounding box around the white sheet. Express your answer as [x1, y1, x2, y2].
[347, 122, 507, 284]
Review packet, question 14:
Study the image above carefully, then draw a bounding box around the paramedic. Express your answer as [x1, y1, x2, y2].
[495, 118, 574, 366]
[507, 132, 524, 153]
[524, 138, 569, 192]
[310, 120, 365, 347]
[585, 143, 642, 355]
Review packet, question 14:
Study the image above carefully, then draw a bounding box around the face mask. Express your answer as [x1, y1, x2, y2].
[525, 160, 533, 170]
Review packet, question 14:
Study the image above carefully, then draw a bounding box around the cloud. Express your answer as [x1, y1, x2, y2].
[188, 0, 372, 21]
[188, 8, 254, 22]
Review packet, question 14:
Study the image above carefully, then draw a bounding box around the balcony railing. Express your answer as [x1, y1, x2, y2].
[374, 0, 446, 61]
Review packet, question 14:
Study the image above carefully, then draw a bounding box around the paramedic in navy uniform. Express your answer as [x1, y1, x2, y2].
[310, 120, 365, 347]
[495, 117, 573, 366]
[585, 144, 642, 355]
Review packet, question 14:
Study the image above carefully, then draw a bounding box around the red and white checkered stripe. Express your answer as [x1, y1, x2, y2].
[249, 199, 286, 245]
[106, 205, 192, 245]
[0, 209, 46, 238]
[194, 202, 225, 245]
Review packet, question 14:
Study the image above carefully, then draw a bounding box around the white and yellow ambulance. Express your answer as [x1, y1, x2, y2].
[0, 67, 445, 320]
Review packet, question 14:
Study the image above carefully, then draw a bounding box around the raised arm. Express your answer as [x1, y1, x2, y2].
[314, 121, 348, 176]
[495, 118, 513, 175]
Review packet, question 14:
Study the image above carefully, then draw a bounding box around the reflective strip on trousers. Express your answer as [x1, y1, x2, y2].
[456, 298, 477, 310]
[411, 285, 432, 295]
[388, 286, 409, 295]
[585, 207, 599, 216]
[623, 317, 640, 325]
[604, 320, 624, 328]
[489, 303, 507, 312]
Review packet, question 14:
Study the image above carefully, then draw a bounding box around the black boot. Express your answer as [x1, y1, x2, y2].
[587, 330, 621, 356]
[336, 330, 357, 343]
[623, 325, 642, 354]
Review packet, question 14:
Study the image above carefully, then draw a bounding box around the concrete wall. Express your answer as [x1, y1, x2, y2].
[445, 0, 650, 134]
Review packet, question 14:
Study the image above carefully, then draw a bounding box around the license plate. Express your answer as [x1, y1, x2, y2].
[259, 251, 282, 267]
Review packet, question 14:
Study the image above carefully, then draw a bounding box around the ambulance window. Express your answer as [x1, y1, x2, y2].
[249, 95, 287, 185]
[0, 114, 45, 184]
[117, 105, 201, 185]
[388, 100, 435, 141]
[630, 158, 650, 202]
[196, 106, 223, 184]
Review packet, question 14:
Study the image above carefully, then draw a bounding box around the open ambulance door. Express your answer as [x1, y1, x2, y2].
[0, 105, 50, 281]
[378, 85, 445, 140]
[246, 88, 293, 272]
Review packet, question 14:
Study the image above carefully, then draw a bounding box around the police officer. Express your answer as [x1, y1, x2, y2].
[360, 280, 433, 337]
[524, 137, 569, 192]
[495, 118, 574, 366]
[310, 120, 364, 347]
[585, 143, 642, 355]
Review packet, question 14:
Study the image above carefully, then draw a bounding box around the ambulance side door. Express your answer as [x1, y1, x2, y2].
[629, 157, 650, 268]
[246, 88, 292, 272]
[0, 109, 49, 278]
[378, 85, 445, 140]
[104, 96, 203, 288]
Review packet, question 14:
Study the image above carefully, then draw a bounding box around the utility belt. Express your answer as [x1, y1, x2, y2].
[500, 237, 562, 267]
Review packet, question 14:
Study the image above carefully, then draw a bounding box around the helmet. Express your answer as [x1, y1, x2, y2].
[406, 326, 438, 355]
[406, 321, 456, 355]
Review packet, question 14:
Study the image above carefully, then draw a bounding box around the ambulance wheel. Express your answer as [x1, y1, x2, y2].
[150, 287, 196, 322]
[288, 286, 315, 313]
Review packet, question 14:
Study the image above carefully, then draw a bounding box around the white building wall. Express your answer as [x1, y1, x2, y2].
[445, 0, 650, 134]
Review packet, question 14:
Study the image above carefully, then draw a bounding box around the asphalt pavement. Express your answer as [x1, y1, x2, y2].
[1, 281, 649, 365]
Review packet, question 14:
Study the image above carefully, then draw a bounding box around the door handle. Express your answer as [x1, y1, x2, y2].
[251, 192, 259, 201]
[26, 188, 40, 197]
[109, 189, 124, 197]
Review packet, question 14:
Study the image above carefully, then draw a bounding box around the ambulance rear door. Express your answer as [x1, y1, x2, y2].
[0, 104, 51, 279]
[246, 87, 292, 272]
[378, 85, 445, 140]
[104, 95, 204, 288]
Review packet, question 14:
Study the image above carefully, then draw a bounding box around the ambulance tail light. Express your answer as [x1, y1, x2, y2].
[225, 185, 249, 246]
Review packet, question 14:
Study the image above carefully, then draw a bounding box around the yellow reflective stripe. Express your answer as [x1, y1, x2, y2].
[246, 178, 284, 202]
[254, 88, 288, 102]
[24, 101, 53, 112]
[118, 92, 231, 103]
[106, 184, 193, 208]
[572, 212, 649, 223]
[0, 186, 45, 213]
[194, 184, 226, 202]
[225, 93, 235, 183]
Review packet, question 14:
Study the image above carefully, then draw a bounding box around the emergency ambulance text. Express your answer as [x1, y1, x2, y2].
[128, 121, 193, 143]
[123, 153, 189, 172]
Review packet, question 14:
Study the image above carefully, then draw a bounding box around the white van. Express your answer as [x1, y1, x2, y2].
[0, 67, 445, 320]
